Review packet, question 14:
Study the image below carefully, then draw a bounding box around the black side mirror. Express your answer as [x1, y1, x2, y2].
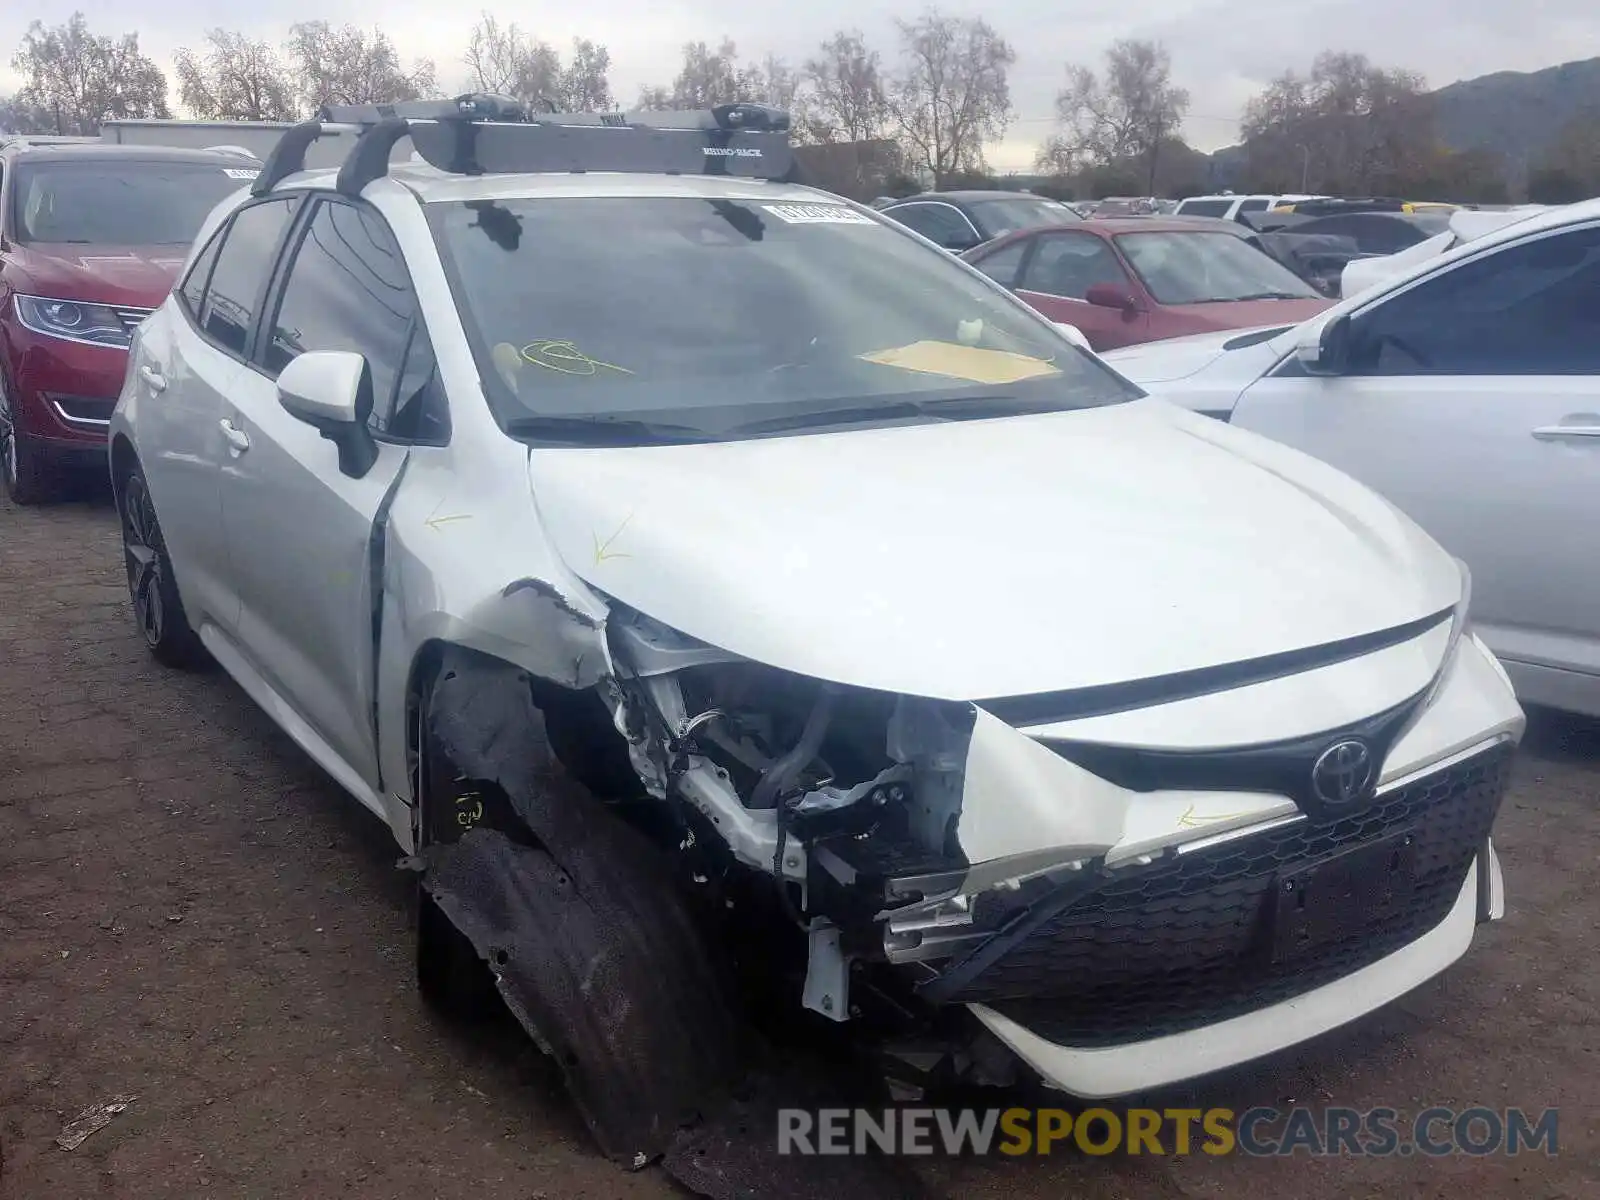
[1294, 313, 1351, 375]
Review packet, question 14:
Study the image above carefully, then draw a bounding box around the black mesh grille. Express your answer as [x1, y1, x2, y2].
[965, 743, 1513, 1047]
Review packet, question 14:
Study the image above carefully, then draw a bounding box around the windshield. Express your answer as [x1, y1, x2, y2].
[966, 197, 1082, 238]
[12, 160, 255, 245]
[1114, 230, 1321, 304]
[428, 195, 1138, 444]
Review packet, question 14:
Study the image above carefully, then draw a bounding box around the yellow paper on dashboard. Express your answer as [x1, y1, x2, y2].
[859, 341, 1060, 385]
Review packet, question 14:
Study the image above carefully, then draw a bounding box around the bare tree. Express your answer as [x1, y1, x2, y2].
[803, 30, 888, 144]
[1038, 40, 1188, 173]
[635, 84, 674, 111]
[10, 13, 170, 134]
[284, 21, 436, 111]
[1241, 52, 1432, 193]
[175, 29, 298, 122]
[462, 13, 560, 105]
[636, 39, 792, 110]
[462, 19, 615, 112]
[0, 92, 53, 134]
[887, 11, 1014, 186]
[750, 55, 800, 110]
[560, 39, 613, 111]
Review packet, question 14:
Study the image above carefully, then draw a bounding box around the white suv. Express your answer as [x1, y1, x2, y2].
[110, 97, 1522, 1170]
[1176, 192, 1324, 223]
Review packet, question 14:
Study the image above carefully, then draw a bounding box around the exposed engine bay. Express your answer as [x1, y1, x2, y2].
[598, 604, 1131, 1024]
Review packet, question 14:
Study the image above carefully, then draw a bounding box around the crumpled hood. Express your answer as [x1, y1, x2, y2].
[528, 398, 1459, 701]
[7, 243, 186, 307]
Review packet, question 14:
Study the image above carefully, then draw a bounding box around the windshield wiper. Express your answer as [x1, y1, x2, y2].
[505, 414, 717, 446]
[729, 393, 1061, 437]
[1225, 291, 1310, 301]
[729, 400, 929, 436]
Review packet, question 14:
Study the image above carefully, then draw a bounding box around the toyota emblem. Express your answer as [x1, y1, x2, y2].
[1311, 739, 1374, 806]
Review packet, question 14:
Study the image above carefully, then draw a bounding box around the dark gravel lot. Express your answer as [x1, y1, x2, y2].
[2, 480, 1596, 1199]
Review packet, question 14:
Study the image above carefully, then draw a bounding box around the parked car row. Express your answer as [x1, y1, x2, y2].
[2, 104, 1583, 1183]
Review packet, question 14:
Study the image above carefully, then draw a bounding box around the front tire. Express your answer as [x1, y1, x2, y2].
[0, 373, 53, 505]
[117, 466, 205, 668]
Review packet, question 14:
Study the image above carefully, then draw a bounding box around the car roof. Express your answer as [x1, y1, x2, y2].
[2, 142, 258, 165]
[975, 217, 1246, 250]
[890, 190, 1052, 205]
[271, 164, 841, 206]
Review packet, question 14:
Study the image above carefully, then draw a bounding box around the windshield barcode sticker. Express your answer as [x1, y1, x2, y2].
[763, 203, 875, 226]
[223, 168, 261, 179]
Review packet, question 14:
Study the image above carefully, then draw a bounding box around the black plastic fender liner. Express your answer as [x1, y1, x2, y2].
[420, 650, 939, 1198]
[423, 827, 741, 1166]
[421, 649, 744, 1165]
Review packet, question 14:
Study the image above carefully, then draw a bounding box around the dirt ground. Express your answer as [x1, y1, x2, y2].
[2, 482, 1596, 1200]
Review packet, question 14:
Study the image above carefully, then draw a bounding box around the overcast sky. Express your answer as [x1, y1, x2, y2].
[4, 1, 1598, 169]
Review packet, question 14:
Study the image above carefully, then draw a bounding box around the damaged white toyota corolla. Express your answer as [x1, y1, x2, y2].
[109, 99, 1523, 1171]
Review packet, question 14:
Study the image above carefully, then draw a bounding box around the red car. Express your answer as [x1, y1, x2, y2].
[1, 141, 259, 503]
[960, 218, 1332, 351]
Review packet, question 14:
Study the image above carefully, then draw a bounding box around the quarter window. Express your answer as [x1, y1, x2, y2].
[1349, 225, 1600, 376]
[200, 198, 296, 356]
[887, 203, 978, 249]
[970, 239, 1028, 287]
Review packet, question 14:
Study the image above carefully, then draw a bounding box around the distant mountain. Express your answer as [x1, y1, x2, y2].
[1203, 56, 1600, 191]
[1430, 57, 1600, 173]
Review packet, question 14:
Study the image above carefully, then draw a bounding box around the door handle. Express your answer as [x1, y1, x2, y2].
[219, 418, 251, 454]
[1531, 424, 1600, 441]
[138, 364, 167, 392]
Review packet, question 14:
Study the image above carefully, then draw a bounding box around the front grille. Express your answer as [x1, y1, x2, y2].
[113, 306, 153, 337]
[962, 743, 1513, 1047]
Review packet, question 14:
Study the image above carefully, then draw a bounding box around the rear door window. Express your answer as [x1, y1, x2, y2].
[1177, 199, 1232, 218]
[179, 228, 225, 319]
[1019, 232, 1130, 299]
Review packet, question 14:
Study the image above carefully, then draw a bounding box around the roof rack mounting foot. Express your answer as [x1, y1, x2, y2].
[337, 118, 416, 196]
[252, 119, 326, 196]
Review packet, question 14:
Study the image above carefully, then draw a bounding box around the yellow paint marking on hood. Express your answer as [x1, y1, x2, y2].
[858, 341, 1061, 386]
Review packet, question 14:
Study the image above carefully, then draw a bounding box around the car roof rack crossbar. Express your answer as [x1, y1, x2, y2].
[304, 93, 798, 196]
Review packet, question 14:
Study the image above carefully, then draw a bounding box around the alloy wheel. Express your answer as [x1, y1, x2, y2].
[0, 375, 16, 489]
[121, 477, 166, 648]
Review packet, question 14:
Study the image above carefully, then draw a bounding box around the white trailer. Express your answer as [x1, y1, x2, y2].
[98, 119, 407, 171]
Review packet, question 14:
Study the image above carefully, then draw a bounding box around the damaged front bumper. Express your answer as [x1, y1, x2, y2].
[601, 604, 1523, 1094]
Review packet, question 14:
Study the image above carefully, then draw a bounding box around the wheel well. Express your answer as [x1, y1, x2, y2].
[110, 435, 138, 489]
[404, 641, 641, 843]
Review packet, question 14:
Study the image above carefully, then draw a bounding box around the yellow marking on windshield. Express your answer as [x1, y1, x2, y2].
[858, 341, 1060, 385]
[522, 339, 634, 376]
